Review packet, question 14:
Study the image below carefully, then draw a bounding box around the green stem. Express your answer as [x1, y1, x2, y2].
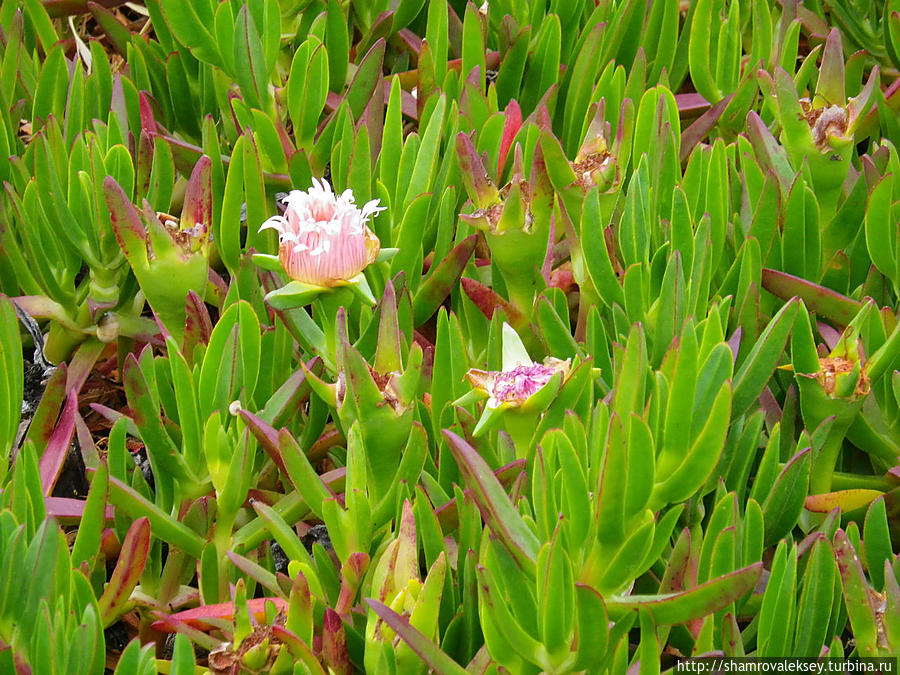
[502, 273, 536, 321]
[817, 189, 840, 238]
[830, 471, 897, 492]
[274, 306, 330, 368]
[800, 379, 865, 493]
[214, 510, 237, 601]
[809, 415, 859, 494]
[502, 411, 539, 460]
[44, 321, 88, 364]
[847, 413, 900, 470]
[313, 287, 356, 370]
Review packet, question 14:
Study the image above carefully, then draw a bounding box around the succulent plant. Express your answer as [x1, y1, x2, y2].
[3, 1, 900, 672]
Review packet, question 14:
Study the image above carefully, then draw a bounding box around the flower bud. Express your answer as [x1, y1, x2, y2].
[104, 156, 212, 343]
[572, 100, 627, 193]
[758, 28, 878, 216]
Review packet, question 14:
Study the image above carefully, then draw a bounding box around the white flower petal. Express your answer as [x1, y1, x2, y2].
[258, 215, 288, 233]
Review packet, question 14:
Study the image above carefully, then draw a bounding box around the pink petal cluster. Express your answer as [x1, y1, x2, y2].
[490, 364, 556, 402]
[259, 178, 385, 286]
[466, 358, 569, 409]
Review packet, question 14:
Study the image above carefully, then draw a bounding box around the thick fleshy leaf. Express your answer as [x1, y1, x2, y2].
[460, 277, 529, 329]
[123, 353, 192, 486]
[104, 176, 149, 269]
[102, 473, 205, 558]
[762, 268, 862, 327]
[680, 93, 733, 160]
[321, 608, 350, 674]
[432, 458, 526, 532]
[70, 460, 110, 570]
[157, 0, 221, 67]
[745, 111, 795, 192]
[226, 551, 283, 599]
[366, 599, 468, 675]
[761, 447, 811, 546]
[98, 517, 150, 626]
[181, 156, 213, 231]
[805, 489, 884, 513]
[267, 625, 326, 674]
[757, 540, 797, 656]
[238, 410, 287, 476]
[181, 290, 212, 365]
[442, 430, 539, 570]
[605, 563, 763, 624]
[652, 381, 731, 507]
[412, 235, 478, 326]
[833, 529, 880, 656]
[498, 101, 523, 177]
[816, 28, 845, 107]
[87, 2, 130, 56]
[232, 5, 270, 109]
[456, 132, 498, 209]
[38, 390, 77, 495]
[863, 498, 892, 591]
[153, 597, 289, 631]
[476, 563, 545, 665]
[731, 298, 798, 417]
[44, 496, 113, 524]
[795, 534, 836, 656]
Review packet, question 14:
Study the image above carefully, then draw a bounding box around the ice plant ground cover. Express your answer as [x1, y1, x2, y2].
[6, 1, 900, 673]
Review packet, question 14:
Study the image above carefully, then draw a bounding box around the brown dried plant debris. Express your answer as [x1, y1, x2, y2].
[816, 357, 870, 397]
[571, 151, 614, 190]
[799, 99, 849, 149]
[207, 614, 286, 674]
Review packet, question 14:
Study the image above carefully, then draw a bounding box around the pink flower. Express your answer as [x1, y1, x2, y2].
[456, 324, 574, 439]
[259, 178, 385, 286]
[466, 358, 570, 410]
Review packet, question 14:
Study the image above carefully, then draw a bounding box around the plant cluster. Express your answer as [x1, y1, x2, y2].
[2, 0, 900, 672]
